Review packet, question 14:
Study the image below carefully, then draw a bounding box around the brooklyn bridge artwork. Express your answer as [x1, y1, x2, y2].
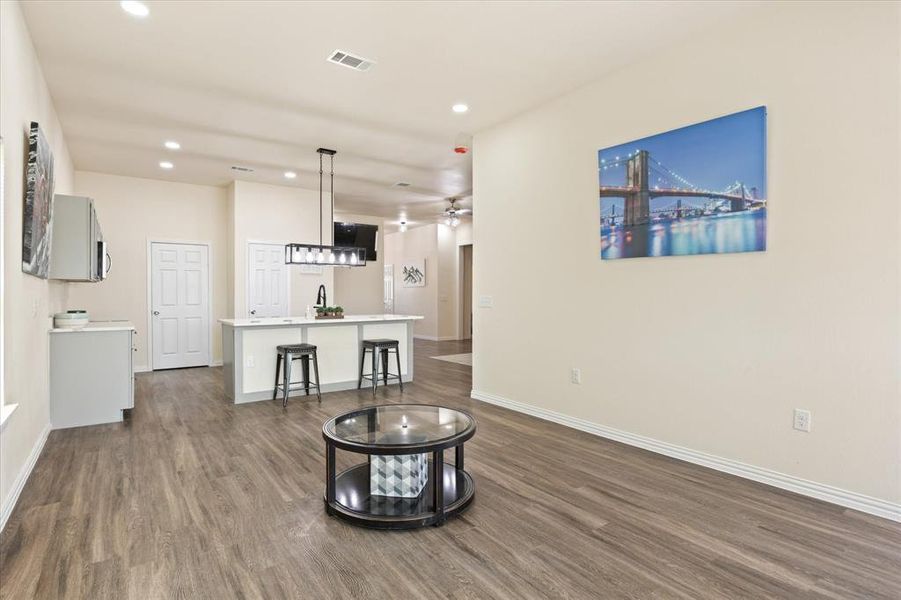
[599, 106, 766, 260]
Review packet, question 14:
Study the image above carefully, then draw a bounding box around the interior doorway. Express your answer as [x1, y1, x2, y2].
[246, 242, 290, 317]
[149, 241, 211, 370]
[460, 244, 472, 340]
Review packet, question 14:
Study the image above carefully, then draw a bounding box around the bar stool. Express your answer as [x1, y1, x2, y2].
[358, 339, 403, 396]
[273, 343, 321, 407]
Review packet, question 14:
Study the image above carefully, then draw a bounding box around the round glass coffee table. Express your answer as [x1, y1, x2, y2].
[322, 404, 476, 529]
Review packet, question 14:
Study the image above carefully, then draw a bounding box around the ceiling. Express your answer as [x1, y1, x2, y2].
[21, 1, 760, 221]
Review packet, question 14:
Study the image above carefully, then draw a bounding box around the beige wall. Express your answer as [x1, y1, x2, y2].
[333, 212, 385, 314]
[1, 0, 75, 521]
[384, 222, 469, 340]
[225, 182, 236, 318]
[231, 181, 333, 318]
[436, 223, 458, 339]
[69, 172, 229, 370]
[385, 224, 439, 338]
[473, 1, 901, 508]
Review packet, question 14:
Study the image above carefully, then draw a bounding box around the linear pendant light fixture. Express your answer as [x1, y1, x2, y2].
[285, 148, 367, 267]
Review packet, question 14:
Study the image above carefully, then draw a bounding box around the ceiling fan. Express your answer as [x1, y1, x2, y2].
[442, 198, 471, 227]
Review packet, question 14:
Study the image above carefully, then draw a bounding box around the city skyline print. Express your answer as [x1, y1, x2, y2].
[599, 106, 767, 260]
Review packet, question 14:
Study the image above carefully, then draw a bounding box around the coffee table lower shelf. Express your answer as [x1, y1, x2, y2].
[324, 462, 474, 529]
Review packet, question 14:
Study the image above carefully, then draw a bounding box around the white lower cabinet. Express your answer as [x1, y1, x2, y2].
[49, 324, 135, 429]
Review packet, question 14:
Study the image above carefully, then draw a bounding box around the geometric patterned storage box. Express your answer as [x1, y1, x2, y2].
[370, 453, 429, 498]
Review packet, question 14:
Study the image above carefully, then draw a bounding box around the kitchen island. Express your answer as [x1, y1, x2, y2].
[220, 315, 423, 404]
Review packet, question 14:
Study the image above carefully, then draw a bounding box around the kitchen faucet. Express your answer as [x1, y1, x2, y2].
[316, 284, 327, 308]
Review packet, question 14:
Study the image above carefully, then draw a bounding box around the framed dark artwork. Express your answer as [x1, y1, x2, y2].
[23, 121, 55, 278]
[599, 106, 767, 260]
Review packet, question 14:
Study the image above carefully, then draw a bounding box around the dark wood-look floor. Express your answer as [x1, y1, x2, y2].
[1, 339, 900, 599]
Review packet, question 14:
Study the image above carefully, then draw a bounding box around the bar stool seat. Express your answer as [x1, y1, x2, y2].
[358, 339, 403, 396]
[277, 343, 317, 354]
[274, 343, 321, 407]
[361, 339, 398, 347]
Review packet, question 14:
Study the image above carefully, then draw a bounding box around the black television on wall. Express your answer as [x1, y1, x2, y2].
[334, 222, 378, 261]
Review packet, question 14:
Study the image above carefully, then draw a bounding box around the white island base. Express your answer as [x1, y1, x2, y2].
[220, 315, 423, 404]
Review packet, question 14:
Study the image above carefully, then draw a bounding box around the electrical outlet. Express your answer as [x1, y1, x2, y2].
[571, 368, 581, 384]
[793, 409, 811, 432]
[245, 355, 255, 368]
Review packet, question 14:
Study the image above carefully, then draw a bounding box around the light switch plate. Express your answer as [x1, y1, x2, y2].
[479, 295, 493, 308]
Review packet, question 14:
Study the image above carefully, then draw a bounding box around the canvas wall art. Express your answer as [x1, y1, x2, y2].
[599, 106, 766, 260]
[401, 259, 425, 287]
[23, 121, 55, 278]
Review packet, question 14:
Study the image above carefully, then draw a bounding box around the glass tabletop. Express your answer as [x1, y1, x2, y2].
[324, 404, 475, 449]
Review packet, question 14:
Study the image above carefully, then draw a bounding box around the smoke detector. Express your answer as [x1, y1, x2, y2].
[328, 50, 375, 72]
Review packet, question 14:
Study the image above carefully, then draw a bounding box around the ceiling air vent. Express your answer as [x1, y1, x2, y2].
[393, 181, 411, 188]
[230, 165, 254, 173]
[328, 49, 375, 72]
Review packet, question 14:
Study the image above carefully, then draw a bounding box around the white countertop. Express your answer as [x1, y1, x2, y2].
[50, 320, 136, 333]
[220, 314, 423, 328]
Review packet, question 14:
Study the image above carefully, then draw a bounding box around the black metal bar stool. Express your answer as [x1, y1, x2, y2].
[274, 343, 321, 407]
[358, 339, 403, 396]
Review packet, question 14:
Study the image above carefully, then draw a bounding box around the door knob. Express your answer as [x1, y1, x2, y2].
[152, 311, 160, 316]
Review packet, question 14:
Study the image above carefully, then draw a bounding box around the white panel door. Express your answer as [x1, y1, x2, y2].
[247, 243, 289, 318]
[151, 242, 210, 370]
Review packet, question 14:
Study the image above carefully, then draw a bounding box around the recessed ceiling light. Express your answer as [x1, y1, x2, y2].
[284, 171, 297, 179]
[159, 161, 174, 170]
[452, 103, 469, 114]
[164, 140, 180, 150]
[120, 1, 149, 18]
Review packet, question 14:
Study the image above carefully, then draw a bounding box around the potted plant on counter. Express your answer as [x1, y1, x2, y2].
[315, 306, 345, 319]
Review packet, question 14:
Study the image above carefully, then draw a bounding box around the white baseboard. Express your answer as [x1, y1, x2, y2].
[0, 422, 51, 532]
[135, 360, 222, 373]
[414, 335, 460, 341]
[470, 390, 901, 523]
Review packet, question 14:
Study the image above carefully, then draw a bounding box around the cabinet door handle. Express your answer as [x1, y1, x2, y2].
[250, 309, 257, 315]
[152, 310, 160, 316]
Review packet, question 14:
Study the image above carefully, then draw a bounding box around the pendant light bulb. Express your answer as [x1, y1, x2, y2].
[400, 221, 407, 233]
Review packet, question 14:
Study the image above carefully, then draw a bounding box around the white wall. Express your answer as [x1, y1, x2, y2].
[69, 171, 229, 369]
[0, 0, 75, 525]
[231, 181, 333, 318]
[333, 212, 385, 314]
[473, 1, 901, 511]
